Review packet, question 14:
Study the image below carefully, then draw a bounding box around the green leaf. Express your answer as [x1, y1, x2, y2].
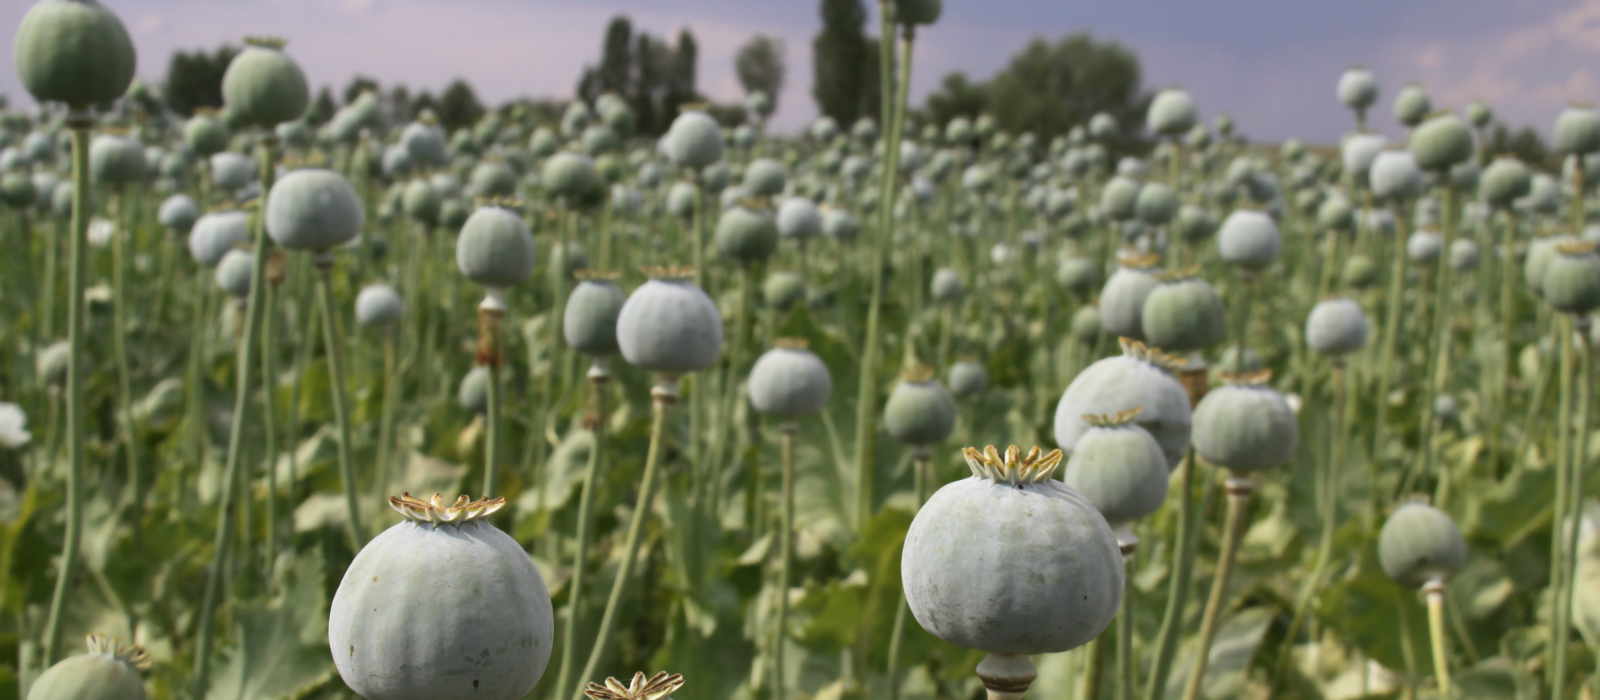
[205, 551, 335, 700]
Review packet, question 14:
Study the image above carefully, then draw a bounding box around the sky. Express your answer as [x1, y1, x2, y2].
[1, 0, 1596, 146]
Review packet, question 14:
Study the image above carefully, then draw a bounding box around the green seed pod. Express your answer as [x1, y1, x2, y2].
[948, 358, 987, 398]
[1370, 150, 1423, 202]
[823, 207, 858, 241]
[158, 194, 199, 234]
[580, 124, 618, 155]
[355, 284, 403, 328]
[1217, 209, 1281, 272]
[1392, 84, 1432, 128]
[188, 210, 248, 267]
[811, 116, 841, 142]
[666, 181, 698, 218]
[542, 151, 599, 200]
[458, 367, 489, 413]
[749, 339, 833, 417]
[265, 169, 364, 251]
[1337, 65, 1379, 111]
[26, 634, 148, 700]
[1450, 238, 1479, 271]
[13, 0, 136, 107]
[221, 38, 309, 128]
[1099, 176, 1140, 222]
[1525, 234, 1576, 296]
[1341, 254, 1379, 290]
[89, 134, 144, 187]
[209, 151, 253, 191]
[895, 0, 942, 25]
[1465, 100, 1492, 128]
[1542, 240, 1600, 314]
[665, 111, 724, 169]
[1316, 195, 1355, 233]
[618, 267, 723, 374]
[763, 270, 805, 310]
[1147, 88, 1198, 137]
[1378, 500, 1466, 588]
[1479, 156, 1532, 208]
[1554, 103, 1600, 156]
[1055, 339, 1192, 469]
[903, 445, 1122, 655]
[853, 117, 880, 143]
[1, 171, 36, 208]
[883, 366, 957, 446]
[37, 340, 71, 387]
[470, 161, 517, 200]
[1089, 112, 1118, 141]
[563, 274, 624, 356]
[930, 267, 963, 304]
[528, 127, 559, 158]
[1191, 370, 1298, 473]
[1099, 253, 1161, 340]
[1056, 254, 1098, 294]
[215, 249, 254, 298]
[330, 494, 553, 700]
[1409, 112, 1473, 172]
[1407, 228, 1443, 263]
[400, 121, 446, 168]
[715, 203, 778, 264]
[1134, 181, 1177, 225]
[1071, 305, 1103, 343]
[456, 206, 536, 288]
[744, 90, 773, 119]
[184, 113, 229, 157]
[402, 178, 441, 226]
[1173, 203, 1216, 242]
[439, 199, 469, 232]
[1141, 270, 1226, 352]
[1062, 409, 1169, 533]
[1341, 132, 1386, 187]
[744, 157, 787, 196]
[777, 197, 823, 241]
[1306, 297, 1369, 355]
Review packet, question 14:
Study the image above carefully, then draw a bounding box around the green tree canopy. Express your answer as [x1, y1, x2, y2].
[736, 34, 787, 112]
[438, 79, 486, 132]
[575, 16, 703, 136]
[812, 0, 877, 127]
[163, 44, 238, 116]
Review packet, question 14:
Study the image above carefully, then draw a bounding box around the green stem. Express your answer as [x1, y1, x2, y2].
[1371, 204, 1411, 521]
[111, 191, 141, 518]
[774, 420, 798, 700]
[41, 217, 58, 342]
[1144, 448, 1204, 700]
[1179, 478, 1252, 700]
[262, 271, 281, 575]
[1084, 628, 1109, 700]
[1495, 209, 1519, 461]
[570, 379, 675, 700]
[1550, 313, 1575, 695]
[40, 119, 91, 667]
[1425, 582, 1452, 700]
[376, 332, 398, 492]
[1117, 545, 1136, 700]
[1413, 186, 1458, 500]
[555, 365, 608, 700]
[887, 448, 933, 700]
[315, 257, 365, 550]
[1554, 322, 1588, 699]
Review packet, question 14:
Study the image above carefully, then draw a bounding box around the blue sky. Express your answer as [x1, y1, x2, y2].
[2, 0, 1594, 145]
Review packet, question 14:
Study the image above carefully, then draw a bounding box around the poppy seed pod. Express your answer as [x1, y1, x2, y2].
[563, 274, 625, 357]
[777, 197, 823, 241]
[456, 206, 536, 288]
[749, 340, 834, 417]
[157, 194, 199, 234]
[1055, 339, 1193, 469]
[1071, 306, 1104, 343]
[13, 0, 137, 107]
[355, 284, 404, 328]
[822, 207, 859, 241]
[1393, 84, 1432, 128]
[26, 634, 149, 700]
[1450, 238, 1479, 271]
[895, 0, 942, 25]
[209, 151, 253, 191]
[0, 172, 36, 209]
[1525, 234, 1575, 296]
[1408, 229, 1443, 263]
[400, 121, 447, 168]
[1340, 133, 1386, 187]
[1305, 297, 1370, 355]
[948, 358, 987, 398]
[1062, 409, 1169, 534]
[744, 157, 787, 196]
[1378, 500, 1466, 588]
[1174, 204, 1216, 242]
[457, 367, 489, 413]
[1554, 104, 1600, 156]
[931, 267, 964, 304]
[664, 111, 724, 169]
[763, 271, 805, 310]
[1099, 176, 1140, 222]
[221, 39, 309, 128]
[1099, 253, 1162, 340]
[1466, 100, 1492, 128]
[666, 181, 698, 218]
[1147, 88, 1198, 137]
[188, 210, 248, 267]
[903, 445, 1123, 655]
[1409, 113, 1474, 172]
[1342, 255, 1379, 290]
[1542, 240, 1600, 314]
[89, 134, 144, 187]
[617, 267, 723, 374]
[1480, 157, 1532, 208]
[1337, 66, 1379, 111]
[1191, 370, 1297, 474]
[883, 366, 957, 446]
[266, 169, 364, 251]
[541, 151, 600, 201]
[329, 494, 554, 700]
[1217, 209, 1281, 272]
[1369, 150, 1424, 202]
[1317, 196, 1356, 232]
[1141, 270, 1227, 352]
[1135, 182, 1178, 225]
[215, 249, 254, 299]
[1057, 254, 1098, 294]
[715, 203, 779, 264]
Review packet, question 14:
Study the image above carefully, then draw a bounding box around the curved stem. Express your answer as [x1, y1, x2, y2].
[1424, 581, 1452, 699]
[41, 119, 91, 667]
[1179, 477, 1252, 700]
[571, 379, 676, 700]
[315, 257, 364, 550]
[555, 365, 608, 700]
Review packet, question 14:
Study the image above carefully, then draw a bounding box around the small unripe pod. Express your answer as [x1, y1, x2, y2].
[1140, 271, 1226, 352]
[1217, 210, 1281, 272]
[1378, 500, 1466, 588]
[1409, 112, 1473, 171]
[883, 367, 957, 446]
[1338, 66, 1379, 111]
[563, 274, 625, 356]
[1305, 297, 1369, 355]
[948, 358, 987, 398]
[1191, 371, 1298, 473]
[618, 267, 723, 374]
[749, 340, 834, 418]
[265, 169, 364, 251]
[456, 206, 536, 288]
[355, 284, 404, 328]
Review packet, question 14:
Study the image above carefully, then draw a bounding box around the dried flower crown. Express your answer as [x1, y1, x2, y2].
[1115, 250, 1161, 270]
[774, 337, 811, 350]
[243, 36, 288, 49]
[964, 445, 1064, 486]
[1153, 265, 1202, 283]
[641, 265, 697, 281]
[474, 195, 524, 211]
[85, 634, 151, 671]
[1555, 239, 1597, 256]
[1219, 369, 1273, 386]
[584, 671, 686, 700]
[1118, 338, 1185, 372]
[1082, 407, 1143, 427]
[389, 493, 505, 525]
[900, 363, 936, 382]
[574, 269, 621, 281]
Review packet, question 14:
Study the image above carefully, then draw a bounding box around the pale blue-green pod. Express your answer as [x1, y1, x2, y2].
[1089, 112, 1119, 141]
[1141, 274, 1226, 352]
[32, 171, 60, 211]
[1465, 100, 1492, 128]
[719, 185, 750, 211]
[665, 111, 724, 169]
[1099, 255, 1161, 340]
[222, 39, 308, 128]
[1147, 88, 1198, 137]
[265, 168, 363, 251]
[883, 369, 957, 446]
[456, 206, 535, 288]
[560, 101, 592, 138]
[157, 193, 199, 234]
[1071, 305, 1104, 344]
[1451, 159, 1480, 191]
[764, 271, 805, 310]
[895, 0, 942, 25]
[715, 203, 778, 264]
[1057, 254, 1098, 294]
[1191, 374, 1297, 474]
[458, 366, 489, 413]
[188, 210, 248, 267]
[1410, 112, 1473, 171]
[1174, 203, 1216, 242]
[0, 171, 36, 209]
[329, 493, 554, 700]
[355, 284, 404, 328]
[1054, 340, 1192, 469]
[1392, 83, 1431, 128]
[743, 157, 788, 196]
[439, 199, 469, 232]
[948, 358, 987, 398]
[1100, 175, 1140, 221]
[1516, 173, 1560, 215]
[745, 90, 773, 119]
[1480, 156, 1532, 208]
[1524, 234, 1575, 296]
[381, 145, 413, 179]
[749, 342, 834, 417]
[1337, 65, 1379, 111]
[89, 133, 144, 186]
[1407, 229, 1443, 263]
[666, 181, 698, 218]
[903, 445, 1122, 654]
[208, 151, 253, 191]
[1341, 132, 1386, 186]
[1369, 150, 1423, 202]
[930, 267, 964, 304]
[811, 116, 841, 142]
[276, 119, 311, 150]
[1450, 238, 1479, 272]
[1543, 240, 1600, 314]
[470, 161, 517, 199]
[1554, 103, 1600, 156]
[1342, 255, 1379, 290]
[1378, 501, 1466, 588]
[1184, 123, 1212, 150]
[943, 116, 972, 144]
[581, 124, 618, 155]
[1063, 413, 1169, 533]
[1134, 181, 1177, 225]
[853, 117, 879, 143]
[702, 160, 731, 192]
[777, 196, 822, 241]
[13, 0, 137, 107]
[542, 150, 599, 200]
[25, 635, 148, 700]
[618, 271, 723, 374]
[184, 113, 230, 156]
[215, 249, 254, 299]
[1305, 297, 1369, 355]
[961, 164, 994, 194]
[527, 127, 559, 158]
[564, 276, 625, 356]
[400, 121, 447, 168]
[1317, 195, 1356, 232]
[1216, 209, 1281, 272]
[823, 207, 859, 242]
